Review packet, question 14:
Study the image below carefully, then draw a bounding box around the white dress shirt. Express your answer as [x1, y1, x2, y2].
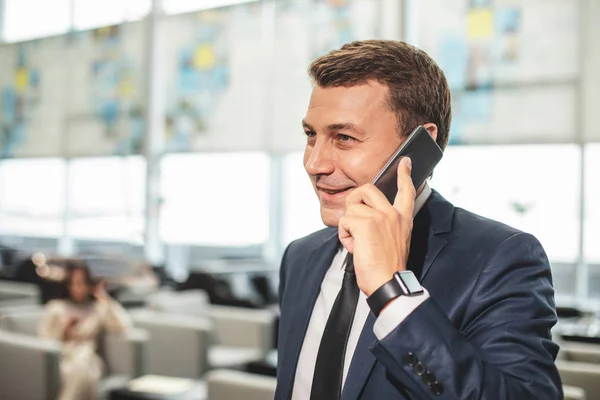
[291, 183, 432, 400]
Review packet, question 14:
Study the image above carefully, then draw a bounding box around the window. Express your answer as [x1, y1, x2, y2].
[2, 0, 151, 42]
[0, 158, 66, 237]
[584, 144, 600, 263]
[68, 156, 145, 242]
[2, 0, 71, 42]
[430, 145, 581, 263]
[429, 144, 581, 303]
[163, 0, 257, 15]
[282, 152, 325, 247]
[73, 0, 150, 30]
[160, 152, 270, 246]
[585, 144, 600, 301]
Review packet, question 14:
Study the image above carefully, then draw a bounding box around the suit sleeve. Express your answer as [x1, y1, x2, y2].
[277, 241, 293, 375]
[278, 242, 293, 308]
[370, 232, 563, 399]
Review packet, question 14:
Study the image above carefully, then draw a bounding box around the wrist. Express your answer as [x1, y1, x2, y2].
[363, 272, 395, 297]
[367, 270, 424, 317]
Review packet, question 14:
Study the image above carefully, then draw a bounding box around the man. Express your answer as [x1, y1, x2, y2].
[276, 40, 562, 399]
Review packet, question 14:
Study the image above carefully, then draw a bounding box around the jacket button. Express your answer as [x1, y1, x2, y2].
[413, 362, 426, 376]
[422, 371, 436, 386]
[403, 352, 418, 367]
[431, 381, 444, 395]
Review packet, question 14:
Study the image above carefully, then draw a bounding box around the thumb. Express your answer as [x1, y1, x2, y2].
[398, 156, 412, 178]
[393, 157, 416, 215]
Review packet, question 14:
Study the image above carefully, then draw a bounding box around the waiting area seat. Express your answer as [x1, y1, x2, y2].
[206, 369, 276, 400]
[563, 384, 587, 400]
[559, 341, 600, 364]
[557, 360, 600, 400]
[129, 309, 212, 379]
[138, 289, 277, 370]
[0, 329, 61, 400]
[0, 311, 147, 400]
[0, 280, 40, 307]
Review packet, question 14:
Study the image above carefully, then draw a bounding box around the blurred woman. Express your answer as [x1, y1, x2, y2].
[38, 260, 132, 400]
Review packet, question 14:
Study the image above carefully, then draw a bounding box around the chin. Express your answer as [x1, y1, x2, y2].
[320, 207, 343, 228]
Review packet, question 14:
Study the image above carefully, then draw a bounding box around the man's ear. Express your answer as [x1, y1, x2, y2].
[423, 123, 438, 143]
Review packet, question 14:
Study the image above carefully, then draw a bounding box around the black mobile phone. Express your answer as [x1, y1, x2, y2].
[372, 126, 443, 204]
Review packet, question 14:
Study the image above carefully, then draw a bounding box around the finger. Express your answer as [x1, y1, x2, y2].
[338, 218, 353, 254]
[345, 202, 381, 219]
[393, 157, 416, 218]
[346, 183, 392, 212]
[338, 215, 367, 254]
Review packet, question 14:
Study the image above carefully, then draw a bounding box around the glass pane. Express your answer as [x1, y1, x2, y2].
[3, 0, 71, 42]
[163, 3, 266, 152]
[68, 156, 145, 241]
[430, 144, 581, 264]
[584, 143, 600, 263]
[0, 158, 66, 237]
[0, 159, 66, 215]
[69, 216, 144, 242]
[0, 215, 64, 238]
[585, 144, 600, 301]
[411, 0, 578, 145]
[73, 0, 151, 30]
[164, 0, 257, 15]
[160, 152, 270, 246]
[282, 152, 325, 246]
[69, 156, 145, 215]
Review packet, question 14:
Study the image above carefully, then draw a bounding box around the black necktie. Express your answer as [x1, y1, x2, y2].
[310, 252, 359, 400]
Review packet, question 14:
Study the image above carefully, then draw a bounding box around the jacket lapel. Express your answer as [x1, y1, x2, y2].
[341, 313, 377, 400]
[278, 229, 340, 399]
[420, 190, 454, 281]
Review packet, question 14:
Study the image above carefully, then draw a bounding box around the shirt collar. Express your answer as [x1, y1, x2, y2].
[414, 181, 432, 217]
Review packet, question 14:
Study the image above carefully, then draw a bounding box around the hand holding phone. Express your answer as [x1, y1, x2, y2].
[338, 125, 443, 296]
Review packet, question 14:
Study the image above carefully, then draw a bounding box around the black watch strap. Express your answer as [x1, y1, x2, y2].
[367, 270, 424, 317]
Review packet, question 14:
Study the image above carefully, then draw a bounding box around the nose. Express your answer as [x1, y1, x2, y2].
[304, 138, 335, 176]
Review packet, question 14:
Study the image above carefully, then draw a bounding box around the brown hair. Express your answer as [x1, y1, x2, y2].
[62, 259, 96, 302]
[308, 40, 452, 150]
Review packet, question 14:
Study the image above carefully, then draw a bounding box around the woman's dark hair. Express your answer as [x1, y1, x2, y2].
[62, 259, 96, 302]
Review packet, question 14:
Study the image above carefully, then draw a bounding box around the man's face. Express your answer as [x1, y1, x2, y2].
[303, 81, 403, 227]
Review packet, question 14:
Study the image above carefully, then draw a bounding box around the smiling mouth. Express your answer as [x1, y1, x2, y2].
[318, 187, 352, 195]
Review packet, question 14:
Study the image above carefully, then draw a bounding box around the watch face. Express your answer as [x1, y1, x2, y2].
[398, 271, 423, 294]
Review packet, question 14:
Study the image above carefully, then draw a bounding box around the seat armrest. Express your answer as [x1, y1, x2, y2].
[103, 328, 149, 378]
[208, 306, 276, 355]
[0, 303, 42, 319]
[557, 360, 600, 400]
[0, 330, 61, 400]
[206, 369, 276, 400]
[0, 296, 39, 308]
[563, 385, 586, 400]
[131, 312, 212, 379]
[559, 342, 600, 364]
[0, 281, 40, 298]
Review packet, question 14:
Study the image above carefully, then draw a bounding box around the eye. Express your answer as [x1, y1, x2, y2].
[304, 130, 316, 138]
[337, 134, 356, 142]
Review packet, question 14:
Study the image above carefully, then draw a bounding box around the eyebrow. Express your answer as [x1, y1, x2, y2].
[302, 120, 364, 135]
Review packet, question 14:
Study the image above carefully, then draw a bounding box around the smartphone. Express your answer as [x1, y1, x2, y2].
[372, 125, 443, 204]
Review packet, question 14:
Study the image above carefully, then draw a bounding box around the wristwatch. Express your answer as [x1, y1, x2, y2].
[367, 270, 424, 317]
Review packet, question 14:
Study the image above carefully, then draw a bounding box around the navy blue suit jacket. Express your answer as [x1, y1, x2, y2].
[276, 190, 562, 399]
